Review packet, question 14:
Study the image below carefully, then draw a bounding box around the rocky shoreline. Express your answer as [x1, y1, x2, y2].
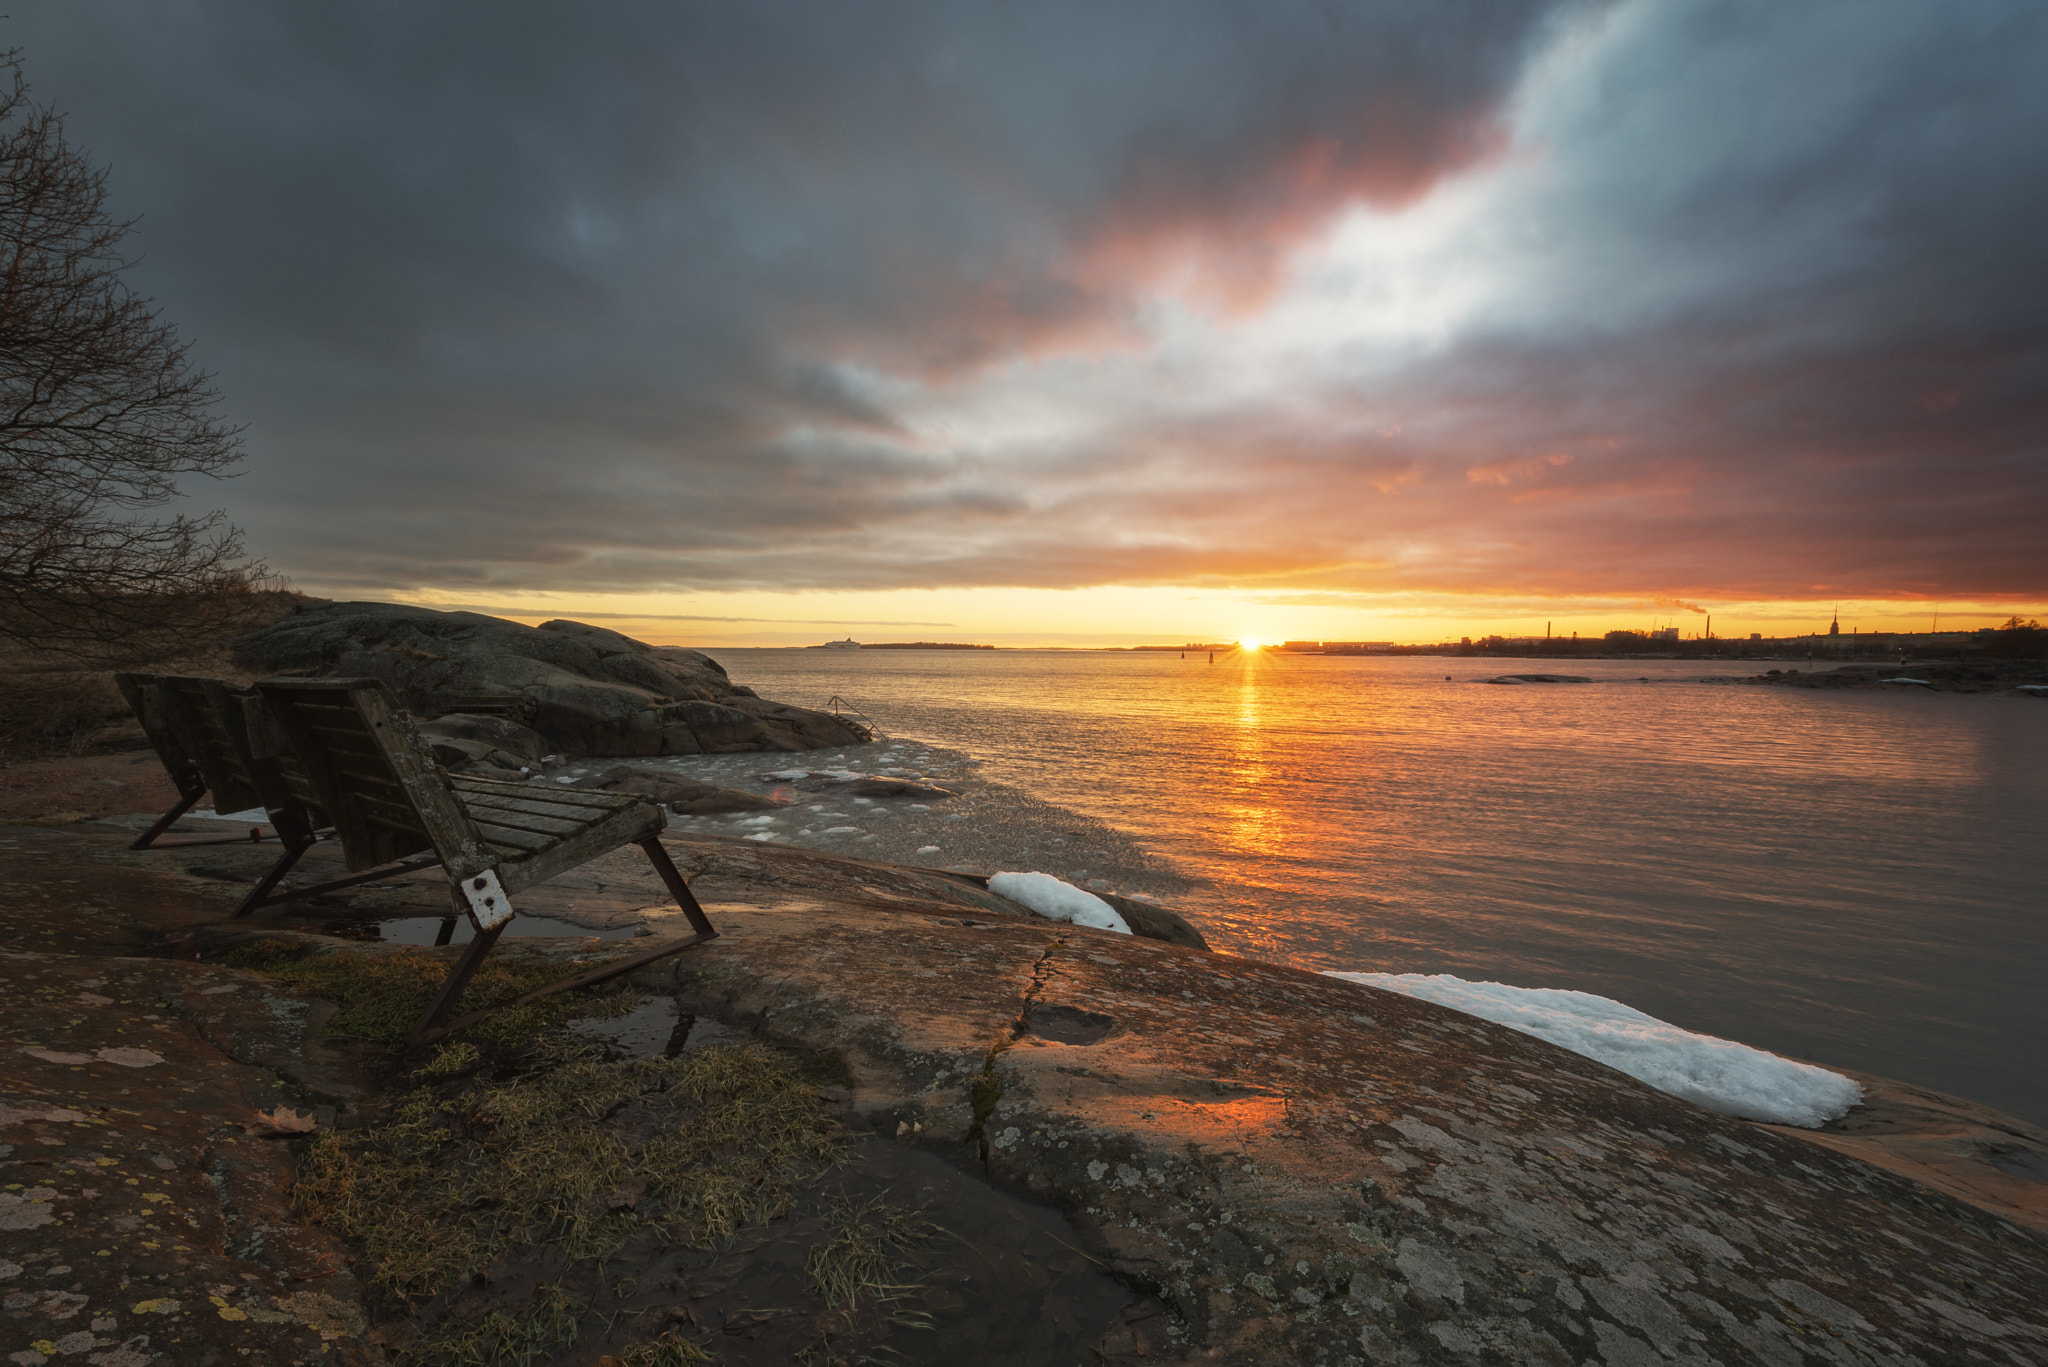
[1706, 660, 2048, 693]
[6, 607, 2047, 1364]
[4, 801, 2047, 1364]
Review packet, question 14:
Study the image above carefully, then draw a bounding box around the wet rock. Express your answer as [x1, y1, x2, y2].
[418, 711, 551, 772]
[845, 777, 955, 799]
[572, 764, 781, 814]
[1726, 661, 2048, 693]
[663, 832, 1208, 949]
[232, 601, 868, 757]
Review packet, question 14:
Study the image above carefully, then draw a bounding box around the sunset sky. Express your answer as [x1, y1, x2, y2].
[15, 2, 2046, 646]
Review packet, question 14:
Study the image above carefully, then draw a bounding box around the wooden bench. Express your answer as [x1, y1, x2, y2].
[249, 676, 717, 1043]
[113, 673, 385, 916]
[112, 672, 274, 850]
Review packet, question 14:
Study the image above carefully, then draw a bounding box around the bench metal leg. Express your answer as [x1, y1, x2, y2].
[409, 912, 509, 1045]
[128, 765, 208, 850]
[414, 926, 719, 1046]
[637, 837, 717, 938]
[407, 838, 721, 1047]
[230, 826, 316, 919]
[235, 852, 442, 914]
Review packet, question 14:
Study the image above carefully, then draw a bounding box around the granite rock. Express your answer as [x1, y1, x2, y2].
[642, 900, 2048, 1365]
[231, 601, 869, 757]
[571, 764, 782, 815]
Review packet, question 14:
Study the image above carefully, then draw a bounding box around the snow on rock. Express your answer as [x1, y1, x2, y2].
[988, 872, 1132, 935]
[195, 806, 269, 823]
[1323, 971, 1862, 1127]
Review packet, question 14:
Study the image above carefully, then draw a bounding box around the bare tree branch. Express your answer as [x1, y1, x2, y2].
[0, 47, 265, 663]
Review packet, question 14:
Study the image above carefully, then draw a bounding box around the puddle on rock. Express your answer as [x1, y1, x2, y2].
[570, 999, 749, 1057]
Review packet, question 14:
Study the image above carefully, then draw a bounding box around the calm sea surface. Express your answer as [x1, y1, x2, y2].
[715, 648, 2048, 1126]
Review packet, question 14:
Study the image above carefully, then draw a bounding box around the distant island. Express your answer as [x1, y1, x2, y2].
[861, 641, 995, 650]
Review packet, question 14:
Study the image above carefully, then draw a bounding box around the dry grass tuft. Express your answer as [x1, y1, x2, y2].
[216, 940, 639, 1048]
[408, 1282, 586, 1367]
[805, 1195, 941, 1315]
[616, 1332, 715, 1366]
[292, 1036, 843, 1315]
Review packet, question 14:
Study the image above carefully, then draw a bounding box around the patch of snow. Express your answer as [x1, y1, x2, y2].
[820, 826, 861, 836]
[193, 805, 269, 823]
[762, 769, 810, 781]
[915, 846, 941, 855]
[1322, 972, 1861, 1127]
[744, 832, 776, 842]
[988, 872, 1132, 935]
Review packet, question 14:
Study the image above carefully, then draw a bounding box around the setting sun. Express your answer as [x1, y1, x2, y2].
[1239, 637, 1266, 650]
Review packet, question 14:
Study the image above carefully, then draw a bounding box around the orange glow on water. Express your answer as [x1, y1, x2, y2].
[1222, 647, 1281, 858]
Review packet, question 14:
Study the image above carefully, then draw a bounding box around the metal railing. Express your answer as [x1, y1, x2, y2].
[824, 694, 884, 740]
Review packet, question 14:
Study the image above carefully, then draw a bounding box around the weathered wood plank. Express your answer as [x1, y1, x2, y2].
[450, 778, 641, 813]
[458, 786, 622, 819]
[458, 793, 628, 824]
[471, 820, 553, 851]
[462, 808, 586, 839]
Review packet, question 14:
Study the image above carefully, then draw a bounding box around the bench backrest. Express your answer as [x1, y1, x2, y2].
[252, 677, 492, 876]
[113, 673, 267, 815]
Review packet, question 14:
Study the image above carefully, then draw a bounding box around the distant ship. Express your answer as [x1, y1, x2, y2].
[816, 638, 861, 650]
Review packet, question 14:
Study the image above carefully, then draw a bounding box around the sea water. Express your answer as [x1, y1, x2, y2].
[714, 649, 2046, 1126]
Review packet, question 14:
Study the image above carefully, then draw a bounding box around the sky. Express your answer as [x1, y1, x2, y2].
[12, 1, 2047, 646]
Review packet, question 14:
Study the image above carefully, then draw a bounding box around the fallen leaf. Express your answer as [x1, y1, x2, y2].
[246, 1106, 319, 1136]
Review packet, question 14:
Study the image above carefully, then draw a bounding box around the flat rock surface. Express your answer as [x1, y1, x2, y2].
[7, 819, 2047, 1365]
[641, 895, 2048, 1365]
[0, 825, 378, 1367]
[1760, 1068, 2048, 1236]
[0, 750, 182, 824]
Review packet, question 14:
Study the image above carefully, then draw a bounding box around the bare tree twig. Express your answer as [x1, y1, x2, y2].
[0, 47, 266, 664]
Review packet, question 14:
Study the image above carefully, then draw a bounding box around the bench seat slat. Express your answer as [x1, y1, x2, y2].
[450, 778, 640, 811]
[472, 820, 554, 852]
[456, 791, 637, 823]
[463, 808, 586, 839]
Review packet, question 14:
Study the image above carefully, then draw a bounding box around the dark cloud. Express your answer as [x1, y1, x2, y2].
[8, 0, 2045, 604]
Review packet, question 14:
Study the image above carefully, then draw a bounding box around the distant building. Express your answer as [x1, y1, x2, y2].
[1650, 627, 1680, 642]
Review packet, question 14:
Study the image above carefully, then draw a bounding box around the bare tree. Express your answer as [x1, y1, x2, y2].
[0, 48, 262, 662]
